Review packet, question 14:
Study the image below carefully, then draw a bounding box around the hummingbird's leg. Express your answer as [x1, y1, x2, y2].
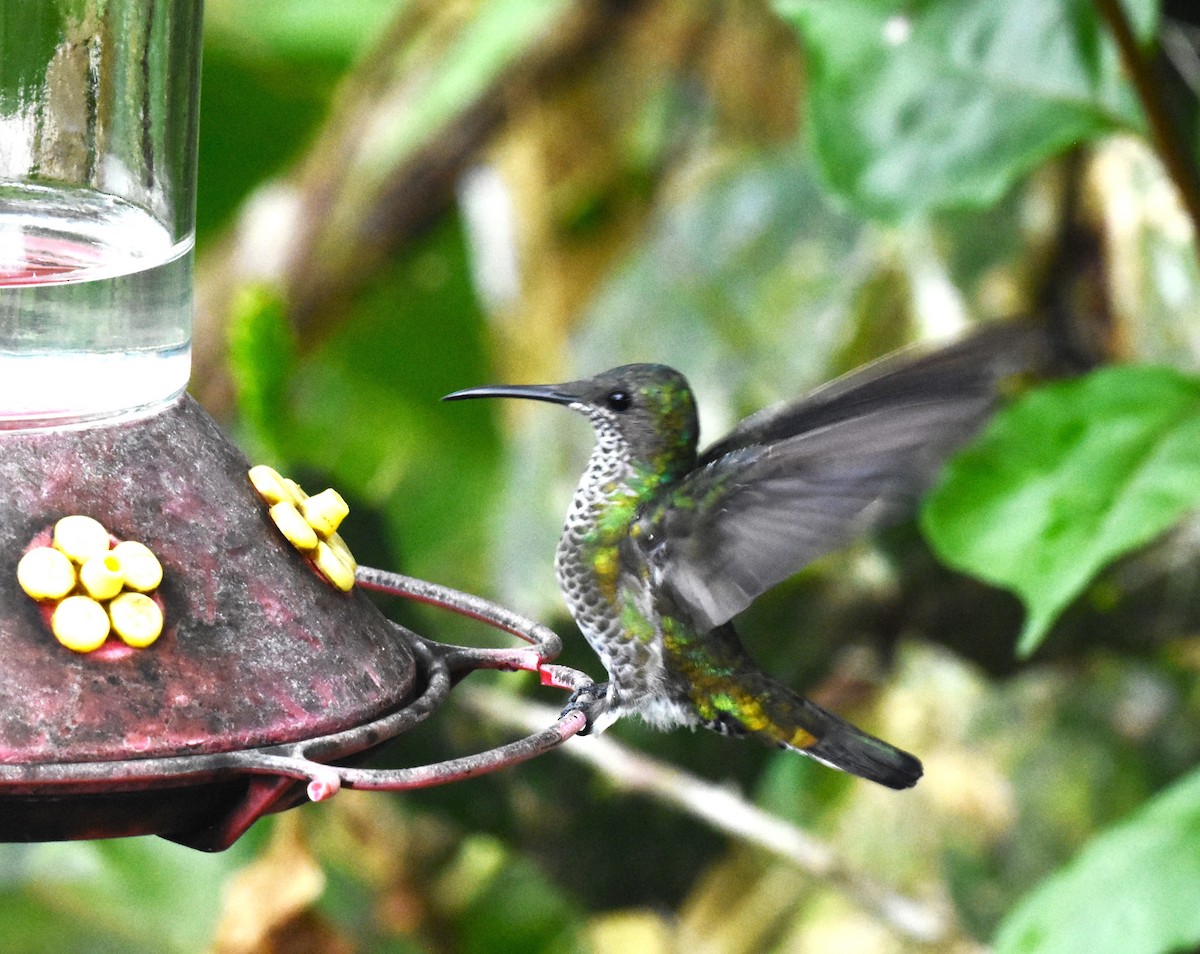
[560, 681, 611, 735]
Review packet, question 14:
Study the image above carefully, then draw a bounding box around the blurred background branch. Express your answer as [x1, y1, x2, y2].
[463, 687, 980, 951]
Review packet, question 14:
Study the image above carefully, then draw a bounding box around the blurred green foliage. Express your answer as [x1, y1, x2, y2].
[776, 0, 1158, 217]
[7, 0, 1200, 952]
[996, 764, 1200, 954]
[924, 365, 1200, 656]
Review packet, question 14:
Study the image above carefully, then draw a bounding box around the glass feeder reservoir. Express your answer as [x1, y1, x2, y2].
[0, 0, 200, 427]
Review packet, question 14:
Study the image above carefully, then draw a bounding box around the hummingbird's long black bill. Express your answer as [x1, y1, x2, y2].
[443, 383, 580, 405]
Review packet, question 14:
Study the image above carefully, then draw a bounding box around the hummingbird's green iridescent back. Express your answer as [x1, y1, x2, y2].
[445, 322, 1051, 789]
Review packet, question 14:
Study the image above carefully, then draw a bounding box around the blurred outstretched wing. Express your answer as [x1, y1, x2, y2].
[634, 322, 1051, 630]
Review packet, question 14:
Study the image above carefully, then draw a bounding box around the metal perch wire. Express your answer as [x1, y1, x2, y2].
[0, 564, 597, 800]
[0, 543, 598, 849]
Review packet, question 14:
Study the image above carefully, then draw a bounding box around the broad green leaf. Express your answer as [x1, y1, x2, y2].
[921, 365, 1200, 656]
[995, 766, 1200, 954]
[774, 0, 1158, 218]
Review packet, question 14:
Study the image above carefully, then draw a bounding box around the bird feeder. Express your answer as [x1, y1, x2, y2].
[0, 0, 589, 852]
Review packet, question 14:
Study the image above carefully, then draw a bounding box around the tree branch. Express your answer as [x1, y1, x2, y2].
[1094, 0, 1200, 258]
[461, 686, 982, 950]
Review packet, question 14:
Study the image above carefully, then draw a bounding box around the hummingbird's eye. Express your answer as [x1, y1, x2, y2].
[605, 389, 632, 412]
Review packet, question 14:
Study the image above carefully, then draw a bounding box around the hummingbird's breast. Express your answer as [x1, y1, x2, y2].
[554, 435, 696, 725]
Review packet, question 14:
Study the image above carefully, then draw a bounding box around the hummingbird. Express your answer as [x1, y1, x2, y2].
[445, 323, 1045, 789]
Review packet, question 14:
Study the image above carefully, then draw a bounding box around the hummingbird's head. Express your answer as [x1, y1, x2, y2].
[445, 364, 700, 474]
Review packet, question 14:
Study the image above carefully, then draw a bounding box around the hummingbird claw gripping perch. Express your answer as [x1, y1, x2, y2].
[559, 682, 611, 736]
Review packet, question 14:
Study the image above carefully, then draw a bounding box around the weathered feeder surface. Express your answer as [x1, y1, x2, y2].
[0, 398, 591, 850]
[0, 397, 417, 766]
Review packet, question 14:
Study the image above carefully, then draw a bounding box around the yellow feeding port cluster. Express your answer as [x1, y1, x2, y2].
[249, 465, 357, 592]
[16, 515, 165, 653]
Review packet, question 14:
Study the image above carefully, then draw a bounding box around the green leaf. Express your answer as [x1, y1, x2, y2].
[206, 0, 397, 64]
[995, 766, 1200, 954]
[774, 0, 1157, 218]
[921, 365, 1200, 656]
[226, 284, 298, 461]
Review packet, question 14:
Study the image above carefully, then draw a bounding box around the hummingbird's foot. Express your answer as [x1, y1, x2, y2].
[560, 681, 610, 736]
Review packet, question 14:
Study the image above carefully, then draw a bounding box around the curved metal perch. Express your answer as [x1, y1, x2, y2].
[237, 566, 603, 802]
[242, 562, 608, 801]
[356, 565, 599, 695]
[0, 564, 599, 849]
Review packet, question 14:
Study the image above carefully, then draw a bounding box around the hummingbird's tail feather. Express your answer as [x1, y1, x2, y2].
[790, 701, 923, 790]
[713, 673, 923, 789]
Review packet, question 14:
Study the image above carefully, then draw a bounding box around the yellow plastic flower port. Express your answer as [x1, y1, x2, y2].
[108, 592, 164, 648]
[269, 501, 319, 552]
[111, 540, 163, 593]
[52, 595, 111, 653]
[251, 466, 358, 592]
[53, 515, 110, 564]
[79, 553, 125, 601]
[313, 540, 355, 592]
[299, 488, 349, 538]
[17, 516, 167, 654]
[248, 464, 295, 506]
[324, 532, 357, 572]
[17, 547, 77, 601]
